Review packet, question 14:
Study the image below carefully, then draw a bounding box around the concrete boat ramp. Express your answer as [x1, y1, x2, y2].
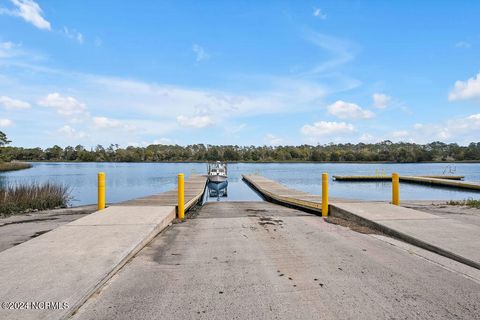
[0, 175, 207, 320]
[1, 173, 480, 319]
[243, 174, 480, 270]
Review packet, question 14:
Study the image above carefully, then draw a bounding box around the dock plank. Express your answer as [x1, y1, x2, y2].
[118, 174, 207, 208]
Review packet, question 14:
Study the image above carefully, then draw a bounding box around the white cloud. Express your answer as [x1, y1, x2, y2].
[1, 0, 51, 30]
[372, 93, 391, 109]
[152, 138, 172, 145]
[58, 125, 86, 139]
[177, 115, 214, 128]
[0, 95, 31, 109]
[0, 41, 14, 50]
[0, 41, 20, 58]
[225, 123, 247, 135]
[265, 134, 284, 146]
[301, 121, 355, 139]
[93, 116, 121, 129]
[127, 138, 173, 147]
[327, 100, 375, 120]
[38, 93, 87, 116]
[455, 41, 471, 49]
[0, 41, 15, 58]
[359, 133, 376, 143]
[62, 27, 84, 44]
[449, 73, 480, 102]
[92, 116, 137, 132]
[399, 113, 480, 143]
[90, 75, 326, 120]
[0, 118, 13, 127]
[313, 8, 327, 19]
[0, 50, 358, 146]
[392, 130, 409, 138]
[303, 31, 355, 75]
[192, 44, 209, 62]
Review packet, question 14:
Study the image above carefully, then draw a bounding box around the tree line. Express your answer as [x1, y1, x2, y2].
[1, 141, 480, 163]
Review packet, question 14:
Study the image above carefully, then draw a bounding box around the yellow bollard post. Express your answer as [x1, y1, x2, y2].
[322, 173, 329, 217]
[177, 173, 185, 220]
[98, 172, 106, 210]
[392, 172, 400, 205]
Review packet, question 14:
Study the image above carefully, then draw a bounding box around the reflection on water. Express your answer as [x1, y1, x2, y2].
[0, 162, 479, 205]
[206, 181, 228, 201]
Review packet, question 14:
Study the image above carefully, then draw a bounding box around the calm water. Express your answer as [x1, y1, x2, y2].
[1, 162, 479, 206]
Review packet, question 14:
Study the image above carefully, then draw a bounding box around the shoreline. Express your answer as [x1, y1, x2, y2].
[17, 160, 480, 164]
[0, 162, 32, 172]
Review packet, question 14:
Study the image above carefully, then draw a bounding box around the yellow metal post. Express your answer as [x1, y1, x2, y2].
[178, 173, 185, 220]
[392, 172, 400, 205]
[322, 173, 329, 216]
[98, 172, 106, 210]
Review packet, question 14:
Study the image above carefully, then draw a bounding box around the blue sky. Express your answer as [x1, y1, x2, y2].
[0, 0, 479, 148]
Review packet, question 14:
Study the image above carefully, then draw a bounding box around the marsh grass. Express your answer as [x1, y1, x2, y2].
[0, 182, 71, 216]
[447, 198, 480, 209]
[0, 162, 32, 172]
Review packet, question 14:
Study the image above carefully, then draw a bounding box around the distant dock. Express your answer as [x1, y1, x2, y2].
[333, 175, 480, 191]
[332, 175, 464, 181]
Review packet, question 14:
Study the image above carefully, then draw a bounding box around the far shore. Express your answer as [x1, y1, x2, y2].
[16, 160, 480, 164]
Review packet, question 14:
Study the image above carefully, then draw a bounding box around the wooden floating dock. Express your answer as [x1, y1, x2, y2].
[118, 174, 208, 209]
[242, 174, 354, 213]
[333, 175, 480, 191]
[400, 176, 480, 191]
[333, 175, 464, 181]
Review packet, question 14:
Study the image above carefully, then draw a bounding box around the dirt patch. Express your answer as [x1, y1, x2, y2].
[0, 217, 59, 227]
[324, 216, 383, 235]
[186, 203, 202, 219]
[258, 216, 283, 228]
[172, 203, 203, 223]
[258, 221, 276, 226]
[30, 230, 50, 238]
[259, 217, 283, 223]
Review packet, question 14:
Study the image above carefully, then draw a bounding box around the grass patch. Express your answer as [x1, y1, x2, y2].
[447, 198, 480, 209]
[0, 182, 71, 216]
[0, 162, 32, 172]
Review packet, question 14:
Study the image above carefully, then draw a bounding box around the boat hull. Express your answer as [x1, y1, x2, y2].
[207, 181, 228, 198]
[208, 175, 228, 183]
[208, 180, 228, 191]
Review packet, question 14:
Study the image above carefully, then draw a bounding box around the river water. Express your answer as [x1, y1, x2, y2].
[1, 162, 479, 206]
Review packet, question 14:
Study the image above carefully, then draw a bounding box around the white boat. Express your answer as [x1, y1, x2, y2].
[207, 161, 228, 183]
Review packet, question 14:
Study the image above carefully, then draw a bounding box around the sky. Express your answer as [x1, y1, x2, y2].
[0, 0, 479, 148]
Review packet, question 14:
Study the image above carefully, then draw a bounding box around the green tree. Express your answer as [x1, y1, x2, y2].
[0, 131, 11, 147]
